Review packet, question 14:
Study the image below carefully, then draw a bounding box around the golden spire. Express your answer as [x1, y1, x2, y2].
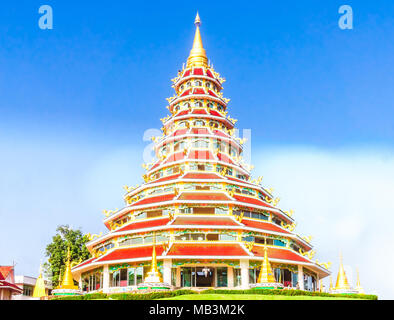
[257, 238, 276, 283]
[335, 252, 350, 290]
[187, 12, 208, 68]
[150, 232, 160, 275]
[61, 246, 78, 290]
[57, 269, 63, 289]
[355, 268, 365, 294]
[32, 263, 46, 298]
[143, 232, 163, 283]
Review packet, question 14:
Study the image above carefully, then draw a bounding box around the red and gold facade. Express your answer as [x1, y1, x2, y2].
[72, 14, 330, 293]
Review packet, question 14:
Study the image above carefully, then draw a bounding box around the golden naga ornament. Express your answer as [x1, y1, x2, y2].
[301, 235, 313, 243]
[102, 209, 119, 217]
[281, 221, 296, 232]
[272, 197, 280, 206]
[86, 232, 103, 241]
[315, 259, 332, 270]
[244, 241, 254, 252]
[283, 209, 294, 217]
[235, 211, 244, 222]
[299, 248, 316, 260]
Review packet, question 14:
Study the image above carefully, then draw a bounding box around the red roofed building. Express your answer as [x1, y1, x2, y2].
[72, 15, 330, 293]
[0, 266, 22, 300]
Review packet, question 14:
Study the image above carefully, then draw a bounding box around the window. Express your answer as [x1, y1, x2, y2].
[193, 120, 205, 127]
[192, 140, 209, 148]
[195, 80, 202, 86]
[186, 82, 191, 87]
[206, 233, 219, 241]
[220, 234, 236, 241]
[274, 239, 286, 247]
[174, 141, 186, 151]
[234, 269, 241, 287]
[215, 207, 228, 215]
[177, 122, 187, 129]
[206, 82, 211, 88]
[131, 237, 143, 244]
[216, 267, 228, 287]
[191, 233, 205, 241]
[180, 207, 193, 214]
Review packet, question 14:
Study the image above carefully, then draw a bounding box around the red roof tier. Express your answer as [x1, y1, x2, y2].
[191, 127, 209, 134]
[252, 246, 310, 263]
[167, 243, 248, 256]
[209, 110, 222, 117]
[188, 150, 215, 160]
[96, 246, 165, 262]
[149, 173, 181, 184]
[131, 194, 175, 207]
[171, 217, 239, 226]
[193, 68, 204, 75]
[183, 172, 222, 180]
[165, 151, 185, 163]
[233, 195, 273, 208]
[178, 192, 231, 201]
[192, 108, 207, 114]
[241, 218, 289, 234]
[193, 88, 205, 95]
[205, 69, 214, 78]
[117, 217, 171, 232]
[217, 153, 234, 164]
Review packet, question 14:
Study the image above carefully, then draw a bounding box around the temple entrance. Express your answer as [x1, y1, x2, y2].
[180, 266, 227, 287]
[195, 267, 214, 287]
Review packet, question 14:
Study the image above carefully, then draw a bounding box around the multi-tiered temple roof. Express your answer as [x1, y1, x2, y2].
[72, 14, 330, 292]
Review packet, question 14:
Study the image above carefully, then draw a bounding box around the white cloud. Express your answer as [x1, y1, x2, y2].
[253, 146, 394, 299]
[1, 138, 393, 299]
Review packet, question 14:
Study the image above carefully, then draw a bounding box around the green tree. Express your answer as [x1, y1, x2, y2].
[44, 225, 91, 288]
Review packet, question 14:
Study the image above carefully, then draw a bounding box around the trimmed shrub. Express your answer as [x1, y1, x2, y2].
[200, 289, 377, 300]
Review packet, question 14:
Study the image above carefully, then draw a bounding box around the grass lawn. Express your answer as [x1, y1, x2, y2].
[158, 294, 361, 300]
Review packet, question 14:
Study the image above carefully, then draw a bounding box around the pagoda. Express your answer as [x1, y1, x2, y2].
[52, 247, 82, 296]
[329, 254, 362, 295]
[71, 14, 331, 293]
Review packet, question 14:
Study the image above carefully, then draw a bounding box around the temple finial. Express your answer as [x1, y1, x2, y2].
[335, 252, 350, 290]
[187, 12, 208, 68]
[32, 261, 46, 298]
[355, 268, 365, 294]
[195, 12, 201, 26]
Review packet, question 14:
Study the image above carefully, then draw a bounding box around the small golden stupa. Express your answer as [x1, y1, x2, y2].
[52, 246, 81, 296]
[355, 268, 365, 294]
[137, 233, 170, 290]
[330, 253, 358, 294]
[251, 238, 283, 289]
[32, 264, 47, 298]
[60, 247, 78, 290]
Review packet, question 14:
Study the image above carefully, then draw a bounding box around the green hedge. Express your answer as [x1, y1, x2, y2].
[201, 289, 378, 300]
[52, 289, 197, 300]
[52, 292, 108, 300]
[109, 289, 196, 300]
[52, 288, 377, 301]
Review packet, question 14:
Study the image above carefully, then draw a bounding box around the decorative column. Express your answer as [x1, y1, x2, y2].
[298, 265, 304, 291]
[78, 274, 82, 291]
[103, 264, 110, 293]
[176, 266, 181, 287]
[228, 266, 234, 288]
[163, 259, 172, 285]
[240, 259, 249, 289]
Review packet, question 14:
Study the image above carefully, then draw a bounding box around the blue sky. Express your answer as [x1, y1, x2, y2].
[1, 1, 394, 298]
